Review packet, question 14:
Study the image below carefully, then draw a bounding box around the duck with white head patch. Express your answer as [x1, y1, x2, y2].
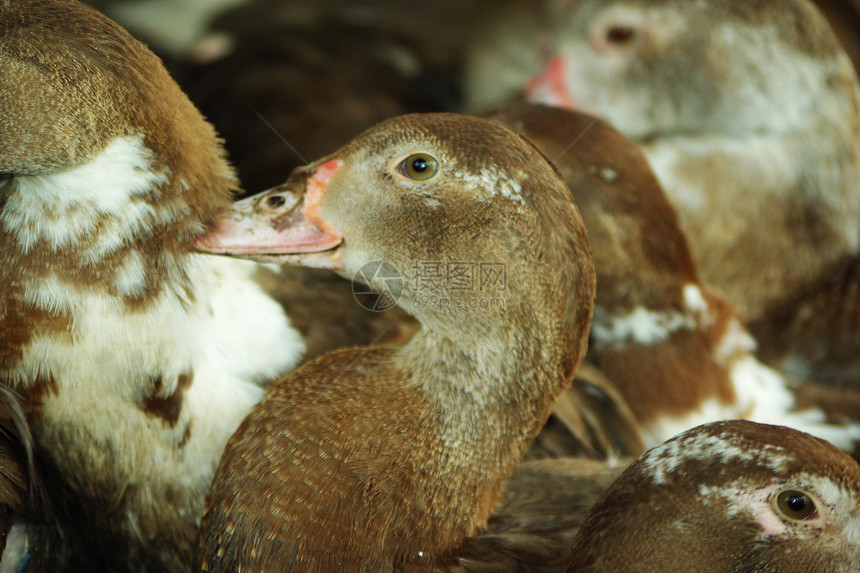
[193, 112, 596, 571]
[567, 420, 860, 572]
[0, 1, 314, 569]
[454, 420, 860, 572]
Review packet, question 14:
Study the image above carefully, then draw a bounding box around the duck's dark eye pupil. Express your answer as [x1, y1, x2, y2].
[412, 158, 428, 173]
[607, 25, 635, 44]
[786, 495, 807, 512]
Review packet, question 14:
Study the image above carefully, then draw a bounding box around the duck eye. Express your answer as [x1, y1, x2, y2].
[399, 153, 439, 182]
[606, 25, 635, 44]
[775, 490, 819, 522]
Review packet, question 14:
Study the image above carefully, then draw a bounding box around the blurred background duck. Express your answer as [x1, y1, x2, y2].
[465, 0, 860, 389]
[486, 103, 860, 454]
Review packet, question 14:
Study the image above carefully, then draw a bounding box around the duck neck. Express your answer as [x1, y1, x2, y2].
[397, 289, 576, 484]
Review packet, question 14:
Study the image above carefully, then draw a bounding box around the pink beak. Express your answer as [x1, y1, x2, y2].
[195, 159, 346, 270]
[526, 55, 578, 110]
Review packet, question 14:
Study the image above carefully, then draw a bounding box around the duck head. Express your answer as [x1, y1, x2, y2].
[197, 112, 595, 350]
[569, 420, 860, 572]
[525, 0, 857, 140]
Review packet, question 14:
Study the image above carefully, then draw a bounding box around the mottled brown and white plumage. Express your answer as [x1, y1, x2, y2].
[484, 103, 860, 453]
[0, 1, 312, 569]
[567, 420, 860, 572]
[193, 112, 596, 571]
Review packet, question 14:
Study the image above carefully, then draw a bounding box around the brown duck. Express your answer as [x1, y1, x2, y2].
[467, 0, 860, 387]
[484, 103, 860, 453]
[567, 420, 860, 572]
[194, 112, 596, 571]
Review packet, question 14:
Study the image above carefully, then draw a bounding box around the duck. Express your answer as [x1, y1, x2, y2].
[481, 103, 860, 453]
[458, 419, 860, 572]
[566, 419, 860, 572]
[0, 1, 397, 569]
[465, 0, 860, 386]
[193, 112, 597, 571]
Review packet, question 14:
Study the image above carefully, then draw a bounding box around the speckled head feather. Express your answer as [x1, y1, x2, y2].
[195, 112, 596, 571]
[567, 420, 860, 572]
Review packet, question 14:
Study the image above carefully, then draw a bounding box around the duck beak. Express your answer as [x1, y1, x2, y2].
[194, 159, 345, 270]
[526, 55, 578, 110]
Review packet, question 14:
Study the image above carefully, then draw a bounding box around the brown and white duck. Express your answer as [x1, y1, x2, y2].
[567, 419, 860, 572]
[193, 112, 596, 571]
[459, 419, 860, 572]
[466, 0, 860, 386]
[0, 1, 391, 569]
[483, 103, 860, 453]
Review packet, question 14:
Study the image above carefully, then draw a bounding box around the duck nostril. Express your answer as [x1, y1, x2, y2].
[265, 195, 287, 209]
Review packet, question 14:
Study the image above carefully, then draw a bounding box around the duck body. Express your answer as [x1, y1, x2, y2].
[195, 112, 596, 570]
[0, 2, 306, 569]
[203, 346, 514, 570]
[483, 104, 860, 452]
